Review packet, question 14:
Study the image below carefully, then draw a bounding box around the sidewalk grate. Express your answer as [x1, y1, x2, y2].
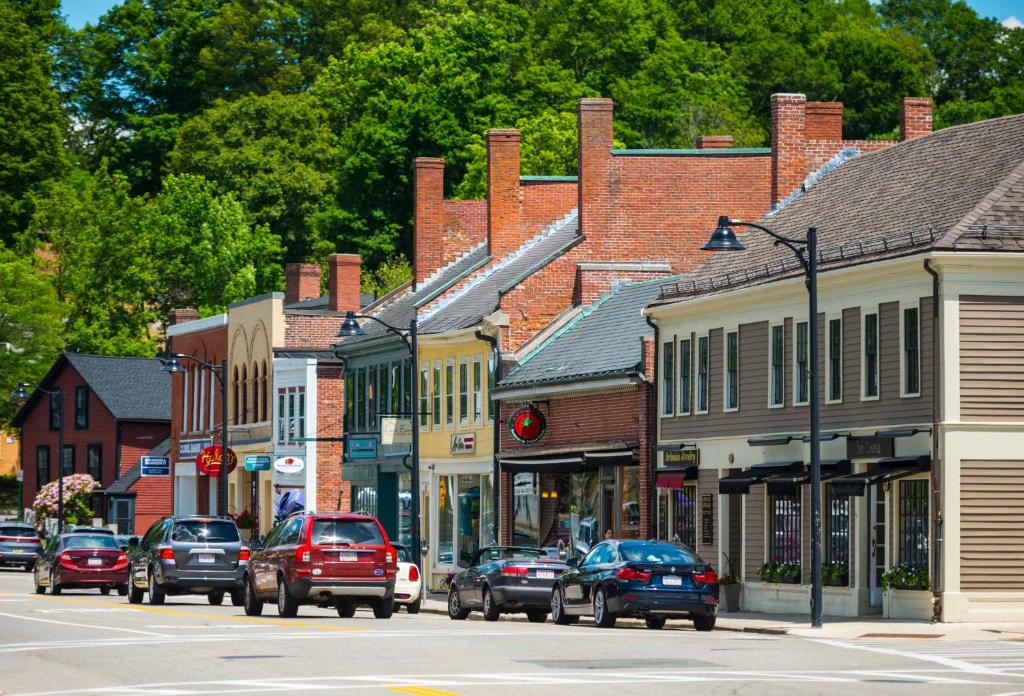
[856, 633, 944, 639]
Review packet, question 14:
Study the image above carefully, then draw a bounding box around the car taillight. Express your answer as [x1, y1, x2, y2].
[113, 553, 128, 569]
[408, 565, 419, 582]
[616, 567, 652, 582]
[239, 548, 251, 561]
[385, 547, 394, 563]
[59, 552, 73, 564]
[158, 547, 175, 561]
[296, 545, 311, 564]
[500, 566, 529, 576]
[694, 569, 719, 585]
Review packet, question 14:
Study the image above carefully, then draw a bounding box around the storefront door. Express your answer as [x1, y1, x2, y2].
[869, 486, 886, 606]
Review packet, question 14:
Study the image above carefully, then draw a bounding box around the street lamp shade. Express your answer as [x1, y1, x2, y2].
[336, 311, 366, 338]
[160, 356, 184, 373]
[702, 216, 747, 252]
[13, 383, 31, 401]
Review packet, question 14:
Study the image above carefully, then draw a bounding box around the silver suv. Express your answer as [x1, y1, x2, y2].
[128, 516, 249, 606]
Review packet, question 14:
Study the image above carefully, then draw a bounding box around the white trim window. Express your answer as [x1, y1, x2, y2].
[862, 309, 880, 400]
[794, 320, 809, 406]
[826, 316, 843, 404]
[276, 386, 306, 446]
[769, 323, 785, 407]
[472, 354, 483, 425]
[487, 353, 496, 424]
[678, 337, 692, 415]
[901, 303, 921, 397]
[419, 362, 429, 431]
[661, 339, 675, 416]
[445, 358, 455, 429]
[459, 357, 470, 427]
[181, 368, 189, 433]
[724, 330, 739, 411]
[432, 360, 442, 431]
[696, 335, 710, 414]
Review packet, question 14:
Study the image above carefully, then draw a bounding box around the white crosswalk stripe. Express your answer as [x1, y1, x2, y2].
[815, 639, 1024, 677]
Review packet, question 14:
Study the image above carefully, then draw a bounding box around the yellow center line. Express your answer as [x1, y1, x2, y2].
[28, 593, 366, 631]
[388, 687, 463, 696]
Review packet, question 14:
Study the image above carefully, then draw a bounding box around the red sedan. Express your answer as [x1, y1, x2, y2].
[34, 534, 129, 596]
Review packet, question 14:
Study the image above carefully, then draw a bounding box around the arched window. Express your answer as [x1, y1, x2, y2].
[232, 366, 240, 425]
[240, 364, 248, 425]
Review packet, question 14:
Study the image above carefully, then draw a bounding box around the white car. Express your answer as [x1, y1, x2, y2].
[393, 544, 423, 613]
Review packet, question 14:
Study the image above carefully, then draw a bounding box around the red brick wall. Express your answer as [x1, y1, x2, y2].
[487, 129, 526, 260]
[329, 254, 361, 313]
[284, 313, 343, 350]
[121, 422, 172, 533]
[414, 157, 445, 285]
[315, 363, 347, 513]
[285, 263, 320, 305]
[900, 97, 933, 141]
[771, 93, 807, 205]
[578, 269, 670, 305]
[442, 200, 487, 265]
[805, 139, 895, 171]
[805, 102, 843, 141]
[522, 181, 577, 235]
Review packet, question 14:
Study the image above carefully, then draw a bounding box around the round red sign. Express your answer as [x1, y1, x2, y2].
[197, 445, 238, 477]
[508, 405, 546, 444]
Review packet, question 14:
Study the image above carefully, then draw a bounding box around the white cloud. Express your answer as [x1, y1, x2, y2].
[1004, 15, 1024, 29]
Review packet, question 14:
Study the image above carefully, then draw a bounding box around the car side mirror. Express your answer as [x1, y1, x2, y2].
[457, 560, 469, 569]
[566, 557, 579, 568]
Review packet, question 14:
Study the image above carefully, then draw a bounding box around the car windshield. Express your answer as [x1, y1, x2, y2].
[480, 547, 545, 562]
[171, 520, 240, 543]
[64, 535, 119, 550]
[395, 546, 411, 563]
[70, 527, 114, 535]
[618, 542, 700, 565]
[312, 519, 384, 545]
[0, 526, 36, 537]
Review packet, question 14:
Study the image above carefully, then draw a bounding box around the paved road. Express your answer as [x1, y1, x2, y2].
[2, 569, 1024, 696]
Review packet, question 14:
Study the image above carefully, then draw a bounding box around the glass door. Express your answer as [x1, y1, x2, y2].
[869, 486, 886, 606]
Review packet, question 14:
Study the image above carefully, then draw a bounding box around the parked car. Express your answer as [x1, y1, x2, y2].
[393, 544, 423, 613]
[128, 516, 249, 606]
[551, 539, 718, 630]
[0, 523, 43, 571]
[34, 534, 129, 595]
[448, 546, 568, 623]
[68, 525, 115, 536]
[243, 512, 398, 619]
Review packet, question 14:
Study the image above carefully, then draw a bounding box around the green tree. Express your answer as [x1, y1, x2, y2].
[0, 247, 64, 425]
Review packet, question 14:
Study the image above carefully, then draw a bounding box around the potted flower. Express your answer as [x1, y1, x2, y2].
[776, 561, 801, 584]
[823, 562, 849, 587]
[881, 564, 929, 591]
[231, 510, 257, 539]
[719, 554, 740, 612]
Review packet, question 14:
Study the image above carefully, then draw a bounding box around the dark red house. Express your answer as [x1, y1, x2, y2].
[12, 353, 171, 534]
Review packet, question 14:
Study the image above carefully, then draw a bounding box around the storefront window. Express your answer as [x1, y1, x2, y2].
[457, 474, 481, 567]
[673, 485, 697, 548]
[351, 484, 378, 518]
[899, 479, 929, 569]
[769, 493, 801, 563]
[479, 474, 495, 546]
[437, 474, 455, 566]
[512, 473, 539, 547]
[537, 472, 600, 556]
[825, 484, 850, 571]
[657, 489, 669, 539]
[619, 467, 641, 539]
[398, 472, 412, 547]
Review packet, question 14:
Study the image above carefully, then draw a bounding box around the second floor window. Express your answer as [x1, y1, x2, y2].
[432, 361, 442, 430]
[75, 387, 89, 429]
[345, 371, 355, 431]
[445, 359, 455, 428]
[796, 321, 809, 405]
[276, 386, 305, 445]
[903, 306, 920, 395]
[49, 392, 62, 430]
[61, 445, 74, 477]
[367, 366, 377, 430]
[419, 362, 429, 429]
[488, 353, 496, 424]
[679, 338, 692, 415]
[36, 446, 50, 485]
[661, 340, 675, 415]
[725, 331, 739, 410]
[770, 324, 784, 406]
[697, 336, 709, 412]
[87, 444, 102, 483]
[472, 355, 483, 424]
[864, 312, 879, 398]
[459, 358, 469, 427]
[828, 318, 842, 402]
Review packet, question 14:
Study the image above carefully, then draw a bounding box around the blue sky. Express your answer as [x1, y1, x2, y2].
[61, 0, 1021, 28]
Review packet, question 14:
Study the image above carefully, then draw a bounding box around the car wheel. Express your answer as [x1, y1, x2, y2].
[276, 578, 299, 618]
[148, 570, 165, 605]
[100, 586, 111, 596]
[646, 617, 667, 630]
[24, 563, 34, 573]
[336, 598, 356, 618]
[128, 580, 144, 604]
[373, 596, 394, 619]
[117, 584, 129, 597]
[243, 577, 263, 617]
[692, 614, 716, 632]
[527, 610, 547, 624]
[482, 587, 500, 622]
[230, 589, 244, 606]
[208, 591, 225, 606]
[406, 598, 421, 615]
[50, 573, 62, 596]
[35, 583, 46, 595]
[593, 587, 616, 628]
[551, 586, 572, 625]
[447, 588, 469, 620]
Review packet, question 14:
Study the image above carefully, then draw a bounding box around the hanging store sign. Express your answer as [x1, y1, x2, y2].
[664, 449, 699, 467]
[178, 438, 213, 461]
[346, 436, 378, 461]
[847, 436, 894, 460]
[701, 494, 714, 546]
[273, 456, 304, 474]
[244, 455, 272, 472]
[196, 446, 237, 477]
[451, 432, 476, 454]
[381, 417, 413, 446]
[508, 405, 546, 445]
[140, 456, 170, 477]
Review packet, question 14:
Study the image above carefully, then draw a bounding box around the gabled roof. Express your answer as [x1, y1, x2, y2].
[106, 437, 171, 495]
[654, 112, 1024, 304]
[497, 276, 673, 390]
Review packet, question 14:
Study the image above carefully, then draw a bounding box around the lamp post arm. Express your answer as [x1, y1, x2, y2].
[170, 353, 225, 384]
[729, 219, 810, 272]
[351, 315, 413, 354]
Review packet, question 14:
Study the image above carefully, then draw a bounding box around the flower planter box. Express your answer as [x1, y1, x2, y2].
[742, 581, 809, 613]
[721, 584, 741, 612]
[884, 588, 934, 620]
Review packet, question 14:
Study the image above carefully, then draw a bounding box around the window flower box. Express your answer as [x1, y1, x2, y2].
[757, 561, 801, 585]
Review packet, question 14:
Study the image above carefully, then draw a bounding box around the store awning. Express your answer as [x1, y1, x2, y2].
[765, 460, 853, 496]
[499, 448, 638, 474]
[655, 466, 700, 490]
[719, 462, 802, 495]
[828, 456, 931, 497]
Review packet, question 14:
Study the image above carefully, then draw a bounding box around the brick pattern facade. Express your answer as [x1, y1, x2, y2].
[487, 129, 526, 260]
[315, 363, 347, 513]
[804, 102, 843, 141]
[328, 253, 361, 313]
[522, 180, 578, 234]
[284, 313, 343, 350]
[414, 157, 446, 285]
[286, 263, 321, 305]
[900, 97, 934, 141]
[442, 199, 487, 265]
[578, 269, 671, 305]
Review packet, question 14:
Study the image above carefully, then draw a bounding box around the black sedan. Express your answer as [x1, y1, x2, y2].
[448, 546, 568, 623]
[551, 539, 719, 630]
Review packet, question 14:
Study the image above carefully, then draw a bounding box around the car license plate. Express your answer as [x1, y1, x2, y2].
[87, 558, 103, 566]
[339, 552, 358, 562]
[663, 575, 683, 586]
[13, 549, 23, 554]
[535, 570, 555, 579]
[197, 554, 215, 564]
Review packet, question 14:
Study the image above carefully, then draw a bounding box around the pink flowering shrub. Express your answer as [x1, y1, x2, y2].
[32, 474, 99, 534]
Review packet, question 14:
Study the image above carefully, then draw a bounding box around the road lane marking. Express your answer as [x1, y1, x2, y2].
[389, 686, 463, 696]
[0, 610, 172, 638]
[812, 638, 1024, 677]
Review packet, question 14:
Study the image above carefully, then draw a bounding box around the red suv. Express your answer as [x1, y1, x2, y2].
[243, 512, 398, 619]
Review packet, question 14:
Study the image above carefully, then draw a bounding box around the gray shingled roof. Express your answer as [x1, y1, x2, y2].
[497, 276, 673, 389]
[654, 113, 1024, 303]
[64, 353, 171, 422]
[283, 292, 376, 311]
[106, 437, 170, 495]
[419, 211, 580, 334]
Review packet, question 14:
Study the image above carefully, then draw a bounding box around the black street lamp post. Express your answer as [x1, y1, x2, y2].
[333, 312, 422, 573]
[14, 383, 65, 534]
[703, 215, 823, 629]
[161, 355, 230, 517]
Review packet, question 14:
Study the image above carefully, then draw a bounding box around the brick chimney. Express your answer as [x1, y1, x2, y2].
[328, 253, 361, 312]
[413, 157, 445, 287]
[168, 308, 199, 326]
[900, 97, 933, 141]
[285, 263, 321, 305]
[805, 102, 843, 141]
[771, 93, 807, 206]
[577, 98, 615, 241]
[696, 135, 733, 149]
[487, 129, 524, 260]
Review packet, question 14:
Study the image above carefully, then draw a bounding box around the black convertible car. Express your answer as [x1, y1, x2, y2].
[448, 546, 569, 622]
[551, 539, 719, 630]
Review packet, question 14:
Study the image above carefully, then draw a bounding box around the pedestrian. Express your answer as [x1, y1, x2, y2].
[604, 529, 613, 540]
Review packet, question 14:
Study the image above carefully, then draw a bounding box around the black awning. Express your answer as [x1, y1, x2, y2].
[765, 460, 853, 496]
[829, 456, 931, 497]
[719, 462, 802, 495]
[499, 449, 637, 474]
[583, 450, 638, 468]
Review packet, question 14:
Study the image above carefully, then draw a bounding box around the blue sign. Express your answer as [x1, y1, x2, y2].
[244, 455, 272, 472]
[140, 456, 171, 477]
[346, 436, 378, 461]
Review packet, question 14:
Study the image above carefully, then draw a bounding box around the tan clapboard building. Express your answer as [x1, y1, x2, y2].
[646, 112, 1024, 622]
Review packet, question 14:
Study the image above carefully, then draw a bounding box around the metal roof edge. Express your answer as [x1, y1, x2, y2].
[412, 255, 492, 309]
[497, 235, 584, 295]
[612, 148, 771, 157]
[166, 313, 228, 337]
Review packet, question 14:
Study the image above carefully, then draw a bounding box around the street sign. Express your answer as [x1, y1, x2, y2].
[244, 455, 272, 472]
[381, 417, 413, 445]
[140, 456, 170, 477]
[346, 436, 378, 460]
[16, 469, 23, 482]
[274, 456, 304, 474]
[197, 446, 237, 477]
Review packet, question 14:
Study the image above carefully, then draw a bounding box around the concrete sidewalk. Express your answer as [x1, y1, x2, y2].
[421, 593, 1024, 640]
